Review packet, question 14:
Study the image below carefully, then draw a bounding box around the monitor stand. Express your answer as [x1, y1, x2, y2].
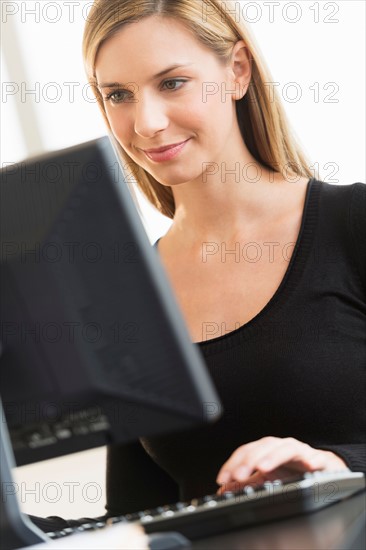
[0, 397, 48, 550]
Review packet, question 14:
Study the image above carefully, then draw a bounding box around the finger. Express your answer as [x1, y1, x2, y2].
[216, 463, 310, 495]
[217, 437, 284, 483]
[216, 481, 246, 495]
[217, 471, 268, 495]
[216, 437, 277, 482]
[254, 439, 325, 474]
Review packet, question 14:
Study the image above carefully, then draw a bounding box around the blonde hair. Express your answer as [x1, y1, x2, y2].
[83, 0, 316, 220]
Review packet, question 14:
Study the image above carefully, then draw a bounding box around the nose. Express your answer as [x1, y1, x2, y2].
[133, 92, 169, 138]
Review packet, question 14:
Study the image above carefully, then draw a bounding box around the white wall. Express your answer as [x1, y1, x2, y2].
[1, 0, 365, 522]
[246, 0, 365, 186]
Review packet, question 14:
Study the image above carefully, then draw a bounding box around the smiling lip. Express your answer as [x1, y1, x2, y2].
[141, 139, 191, 162]
[142, 139, 190, 153]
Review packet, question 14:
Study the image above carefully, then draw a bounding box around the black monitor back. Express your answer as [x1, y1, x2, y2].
[0, 136, 222, 466]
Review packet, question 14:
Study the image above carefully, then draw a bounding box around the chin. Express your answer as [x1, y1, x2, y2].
[156, 177, 188, 188]
[171, 167, 202, 184]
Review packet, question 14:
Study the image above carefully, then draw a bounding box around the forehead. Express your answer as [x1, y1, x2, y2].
[95, 15, 215, 82]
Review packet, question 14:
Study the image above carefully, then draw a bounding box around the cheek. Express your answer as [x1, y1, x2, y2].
[191, 85, 230, 123]
[104, 107, 132, 143]
[175, 100, 213, 133]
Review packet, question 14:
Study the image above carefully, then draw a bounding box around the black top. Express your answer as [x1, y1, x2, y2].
[105, 178, 366, 516]
[29, 178, 366, 531]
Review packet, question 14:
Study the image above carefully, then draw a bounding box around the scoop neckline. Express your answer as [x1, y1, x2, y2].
[154, 177, 320, 354]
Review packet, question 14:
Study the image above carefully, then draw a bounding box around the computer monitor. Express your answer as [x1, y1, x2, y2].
[0, 136, 222, 468]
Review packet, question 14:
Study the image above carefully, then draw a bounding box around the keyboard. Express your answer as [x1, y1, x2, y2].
[45, 471, 365, 542]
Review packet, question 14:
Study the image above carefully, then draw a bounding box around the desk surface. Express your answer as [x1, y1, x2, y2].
[191, 491, 365, 550]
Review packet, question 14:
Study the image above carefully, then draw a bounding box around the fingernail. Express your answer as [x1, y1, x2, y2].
[217, 470, 231, 484]
[235, 466, 250, 480]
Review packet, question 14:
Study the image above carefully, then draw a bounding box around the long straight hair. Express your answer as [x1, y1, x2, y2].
[83, 0, 316, 219]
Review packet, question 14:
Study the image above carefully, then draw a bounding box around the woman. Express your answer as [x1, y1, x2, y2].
[83, 0, 365, 512]
[31, 0, 366, 530]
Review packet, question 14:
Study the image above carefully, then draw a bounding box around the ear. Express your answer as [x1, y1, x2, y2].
[227, 40, 252, 100]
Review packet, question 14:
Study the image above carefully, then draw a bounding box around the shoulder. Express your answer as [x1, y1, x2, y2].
[317, 180, 366, 290]
[320, 179, 365, 220]
[314, 179, 365, 198]
[315, 179, 365, 200]
[300, 179, 366, 292]
[314, 179, 365, 223]
[347, 181, 366, 231]
[347, 182, 366, 288]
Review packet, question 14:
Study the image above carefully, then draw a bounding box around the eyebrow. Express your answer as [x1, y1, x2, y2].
[99, 63, 194, 89]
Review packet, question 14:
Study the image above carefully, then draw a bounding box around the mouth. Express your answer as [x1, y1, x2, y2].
[142, 139, 190, 154]
[140, 139, 191, 163]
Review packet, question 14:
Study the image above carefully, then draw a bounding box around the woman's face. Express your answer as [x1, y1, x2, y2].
[95, 16, 247, 187]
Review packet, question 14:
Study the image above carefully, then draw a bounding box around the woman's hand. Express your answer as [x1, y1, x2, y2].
[216, 436, 349, 494]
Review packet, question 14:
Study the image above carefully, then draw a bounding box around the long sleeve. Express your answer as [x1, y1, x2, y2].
[315, 444, 366, 473]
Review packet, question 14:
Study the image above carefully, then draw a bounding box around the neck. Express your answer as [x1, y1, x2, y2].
[169, 127, 285, 244]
